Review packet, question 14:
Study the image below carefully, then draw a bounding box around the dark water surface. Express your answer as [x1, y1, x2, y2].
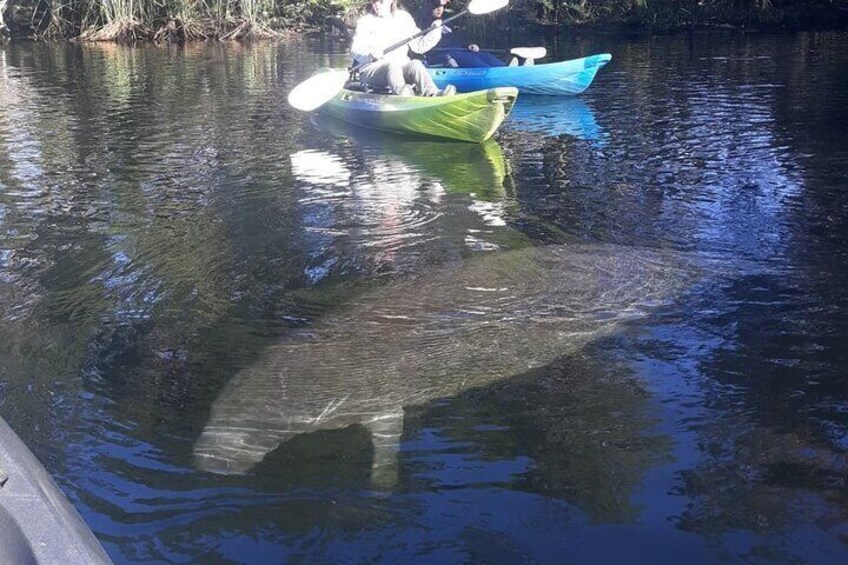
[1, 32, 847, 563]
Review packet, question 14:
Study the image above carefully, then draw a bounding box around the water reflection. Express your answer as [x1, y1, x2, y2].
[3, 35, 848, 563]
[312, 114, 512, 200]
[290, 121, 521, 282]
[506, 96, 606, 143]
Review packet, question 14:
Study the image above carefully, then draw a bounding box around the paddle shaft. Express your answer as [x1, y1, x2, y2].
[352, 9, 470, 73]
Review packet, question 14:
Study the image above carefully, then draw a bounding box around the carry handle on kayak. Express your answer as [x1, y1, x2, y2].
[287, 0, 510, 112]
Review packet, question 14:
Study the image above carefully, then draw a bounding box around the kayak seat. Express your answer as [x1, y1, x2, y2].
[344, 81, 392, 94]
[509, 47, 548, 66]
[344, 80, 418, 96]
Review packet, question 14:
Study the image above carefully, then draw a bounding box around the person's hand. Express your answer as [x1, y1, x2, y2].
[442, 24, 452, 34]
[468, 43, 479, 52]
[370, 48, 383, 61]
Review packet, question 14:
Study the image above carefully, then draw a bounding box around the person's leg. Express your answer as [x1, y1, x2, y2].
[403, 59, 440, 96]
[476, 51, 506, 67]
[428, 51, 458, 67]
[359, 60, 407, 94]
[426, 52, 458, 68]
[449, 49, 505, 68]
[384, 61, 406, 94]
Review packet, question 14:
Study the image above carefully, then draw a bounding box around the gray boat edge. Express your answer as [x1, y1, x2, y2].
[0, 416, 113, 564]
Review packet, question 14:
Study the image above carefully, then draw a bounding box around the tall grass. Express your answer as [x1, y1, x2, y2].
[79, 0, 154, 41]
[26, 0, 287, 41]
[153, 0, 213, 41]
[220, 0, 280, 39]
[35, 0, 87, 38]
[0, 0, 8, 34]
[11, 0, 848, 41]
[492, 0, 848, 29]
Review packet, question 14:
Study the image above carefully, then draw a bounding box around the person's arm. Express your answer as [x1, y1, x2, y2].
[399, 11, 443, 55]
[350, 15, 383, 65]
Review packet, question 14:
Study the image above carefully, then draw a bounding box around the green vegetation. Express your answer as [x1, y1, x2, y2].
[514, 0, 848, 30]
[0, 0, 846, 41]
[1, 0, 360, 41]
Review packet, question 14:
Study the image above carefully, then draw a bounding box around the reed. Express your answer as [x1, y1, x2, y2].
[153, 0, 212, 42]
[7, 0, 848, 42]
[78, 0, 154, 41]
[35, 0, 83, 39]
[220, 0, 281, 40]
[482, 0, 848, 29]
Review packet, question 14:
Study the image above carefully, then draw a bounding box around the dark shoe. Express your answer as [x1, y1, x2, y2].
[437, 84, 456, 97]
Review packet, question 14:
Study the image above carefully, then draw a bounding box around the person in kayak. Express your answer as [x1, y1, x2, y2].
[351, 0, 456, 96]
[413, 0, 504, 68]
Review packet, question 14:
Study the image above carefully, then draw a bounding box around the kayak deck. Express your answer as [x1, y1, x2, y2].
[430, 53, 613, 96]
[323, 87, 519, 143]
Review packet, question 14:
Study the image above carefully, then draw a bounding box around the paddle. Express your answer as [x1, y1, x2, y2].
[287, 0, 509, 112]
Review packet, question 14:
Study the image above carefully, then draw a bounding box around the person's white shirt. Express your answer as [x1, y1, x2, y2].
[350, 9, 442, 67]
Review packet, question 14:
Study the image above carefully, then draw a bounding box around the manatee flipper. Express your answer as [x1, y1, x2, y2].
[363, 412, 405, 489]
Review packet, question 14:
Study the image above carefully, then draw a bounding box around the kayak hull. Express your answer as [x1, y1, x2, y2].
[429, 54, 613, 96]
[323, 87, 519, 143]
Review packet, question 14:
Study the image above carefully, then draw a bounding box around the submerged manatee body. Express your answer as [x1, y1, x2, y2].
[195, 243, 698, 485]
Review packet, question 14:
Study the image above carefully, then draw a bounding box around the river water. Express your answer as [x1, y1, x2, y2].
[1, 31, 847, 563]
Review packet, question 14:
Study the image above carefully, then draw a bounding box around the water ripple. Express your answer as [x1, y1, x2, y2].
[3, 35, 848, 564]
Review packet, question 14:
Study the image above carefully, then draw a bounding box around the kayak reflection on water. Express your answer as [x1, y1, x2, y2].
[309, 112, 513, 200]
[505, 96, 606, 143]
[290, 119, 519, 278]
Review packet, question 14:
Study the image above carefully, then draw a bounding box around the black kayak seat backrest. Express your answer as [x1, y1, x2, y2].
[344, 80, 394, 95]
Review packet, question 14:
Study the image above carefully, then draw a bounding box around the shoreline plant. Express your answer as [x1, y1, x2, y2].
[0, 0, 845, 42]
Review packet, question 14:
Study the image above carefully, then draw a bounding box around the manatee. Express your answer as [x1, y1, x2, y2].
[194, 243, 698, 487]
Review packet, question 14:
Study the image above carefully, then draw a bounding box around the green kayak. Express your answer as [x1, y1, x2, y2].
[323, 87, 518, 143]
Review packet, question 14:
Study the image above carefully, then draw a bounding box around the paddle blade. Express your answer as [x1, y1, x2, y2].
[467, 0, 509, 15]
[287, 70, 349, 112]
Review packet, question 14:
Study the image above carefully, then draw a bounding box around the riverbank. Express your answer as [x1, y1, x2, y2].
[2, 0, 847, 43]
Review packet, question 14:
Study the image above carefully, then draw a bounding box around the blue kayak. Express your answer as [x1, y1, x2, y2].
[429, 53, 612, 96]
